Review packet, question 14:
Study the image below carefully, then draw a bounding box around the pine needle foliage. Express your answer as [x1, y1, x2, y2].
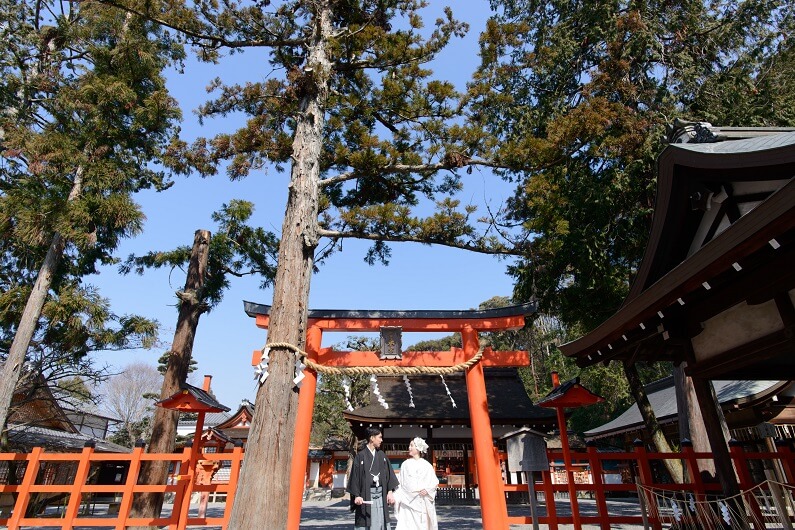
[469, 0, 795, 330]
[0, 0, 184, 429]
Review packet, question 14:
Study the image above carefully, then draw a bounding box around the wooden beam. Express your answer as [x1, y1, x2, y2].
[253, 314, 527, 332]
[316, 348, 530, 367]
[685, 326, 795, 378]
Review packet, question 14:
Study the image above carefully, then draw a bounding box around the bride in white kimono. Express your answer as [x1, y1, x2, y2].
[395, 437, 439, 530]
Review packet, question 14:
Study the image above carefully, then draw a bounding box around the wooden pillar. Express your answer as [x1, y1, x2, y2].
[556, 406, 582, 529]
[463, 442, 472, 492]
[690, 377, 739, 496]
[287, 325, 321, 530]
[462, 325, 508, 529]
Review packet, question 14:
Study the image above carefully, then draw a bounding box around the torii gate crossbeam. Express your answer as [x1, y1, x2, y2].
[244, 302, 537, 530]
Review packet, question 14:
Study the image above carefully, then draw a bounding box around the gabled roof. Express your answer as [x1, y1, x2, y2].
[178, 411, 231, 428]
[215, 400, 254, 435]
[629, 131, 795, 299]
[536, 377, 605, 408]
[9, 376, 77, 434]
[343, 369, 556, 434]
[585, 378, 788, 440]
[7, 425, 131, 453]
[561, 129, 795, 373]
[157, 383, 230, 413]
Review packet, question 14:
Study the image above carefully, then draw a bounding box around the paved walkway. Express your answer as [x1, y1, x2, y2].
[300, 496, 647, 529]
[11, 497, 647, 529]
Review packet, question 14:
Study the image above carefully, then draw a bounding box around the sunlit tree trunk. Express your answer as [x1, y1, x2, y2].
[129, 229, 210, 529]
[623, 360, 683, 483]
[0, 166, 84, 437]
[226, 5, 332, 529]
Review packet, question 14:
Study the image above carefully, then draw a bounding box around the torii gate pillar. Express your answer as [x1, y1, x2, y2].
[463, 325, 509, 529]
[286, 325, 321, 530]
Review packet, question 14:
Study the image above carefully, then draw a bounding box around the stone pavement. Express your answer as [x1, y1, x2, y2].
[299, 496, 647, 529]
[7, 496, 647, 529]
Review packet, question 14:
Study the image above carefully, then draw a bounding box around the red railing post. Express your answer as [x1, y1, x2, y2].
[681, 439, 705, 499]
[7, 447, 43, 529]
[8, 447, 44, 528]
[221, 441, 244, 530]
[176, 441, 200, 530]
[62, 441, 95, 528]
[634, 439, 662, 530]
[586, 443, 610, 530]
[776, 439, 795, 485]
[116, 441, 146, 530]
[729, 439, 764, 529]
[541, 464, 558, 530]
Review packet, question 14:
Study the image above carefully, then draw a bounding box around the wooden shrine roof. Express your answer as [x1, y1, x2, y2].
[157, 383, 230, 413]
[560, 129, 795, 376]
[343, 368, 556, 430]
[585, 378, 790, 440]
[536, 377, 605, 409]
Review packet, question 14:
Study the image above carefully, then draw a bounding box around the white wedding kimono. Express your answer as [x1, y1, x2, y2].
[394, 457, 439, 530]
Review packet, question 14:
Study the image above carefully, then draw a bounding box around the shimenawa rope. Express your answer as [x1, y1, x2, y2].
[263, 341, 483, 375]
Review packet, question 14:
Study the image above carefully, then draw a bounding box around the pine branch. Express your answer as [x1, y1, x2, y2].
[318, 158, 503, 187]
[316, 227, 523, 256]
[93, 0, 308, 49]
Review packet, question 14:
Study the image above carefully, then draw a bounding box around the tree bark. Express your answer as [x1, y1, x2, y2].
[0, 165, 84, 438]
[129, 229, 210, 529]
[623, 360, 683, 483]
[226, 5, 332, 529]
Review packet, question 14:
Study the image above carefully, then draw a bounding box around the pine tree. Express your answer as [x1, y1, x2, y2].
[0, 0, 183, 432]
[468, 0, 794, 483]
[470, 0, 794, 329]
[119, 201, 278, 522]
[95, 1, 517, 526]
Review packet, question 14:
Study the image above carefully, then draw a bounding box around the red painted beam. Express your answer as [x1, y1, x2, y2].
[248, 347, 531, 367]
[253, 314, 527, 332]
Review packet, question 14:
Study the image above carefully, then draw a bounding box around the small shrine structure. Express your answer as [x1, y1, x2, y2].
[537, 372, 604, 530]
[157, 375, 230, 521]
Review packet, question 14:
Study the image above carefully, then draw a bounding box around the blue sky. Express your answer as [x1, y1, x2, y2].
[91, 1, 518, 410]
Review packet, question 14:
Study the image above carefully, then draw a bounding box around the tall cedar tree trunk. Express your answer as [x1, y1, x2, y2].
[129, 229, 210, 529]
[623, 361, 683, 483]
[226, 8, 331, 530]
[0, 166, 84, 438]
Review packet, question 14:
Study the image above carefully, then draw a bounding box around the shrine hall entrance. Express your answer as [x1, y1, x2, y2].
[244, 301, 541, 530]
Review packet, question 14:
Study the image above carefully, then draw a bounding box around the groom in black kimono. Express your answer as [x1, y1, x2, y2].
[349, 426, 399, 529]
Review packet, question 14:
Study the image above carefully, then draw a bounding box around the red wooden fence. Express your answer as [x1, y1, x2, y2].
[1, 440, 793, 529]
[0, 442, 243, 529]
[506, 440, 795, 529]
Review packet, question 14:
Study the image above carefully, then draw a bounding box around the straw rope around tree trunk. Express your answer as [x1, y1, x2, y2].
[263, 341, 484, 375]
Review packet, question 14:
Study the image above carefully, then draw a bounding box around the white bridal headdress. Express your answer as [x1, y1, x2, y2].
[412, 437, 429, 454]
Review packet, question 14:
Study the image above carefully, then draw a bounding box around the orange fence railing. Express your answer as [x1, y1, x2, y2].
[0, 442, 243, 530]
[2, 439, 795, 529]
[505, 440, 795, 529]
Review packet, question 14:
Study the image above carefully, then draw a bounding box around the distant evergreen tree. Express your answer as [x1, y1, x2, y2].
[0, 0, 183, 436]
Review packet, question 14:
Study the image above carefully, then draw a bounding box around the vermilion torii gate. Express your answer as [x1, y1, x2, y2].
[244, 301, 537, 530]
